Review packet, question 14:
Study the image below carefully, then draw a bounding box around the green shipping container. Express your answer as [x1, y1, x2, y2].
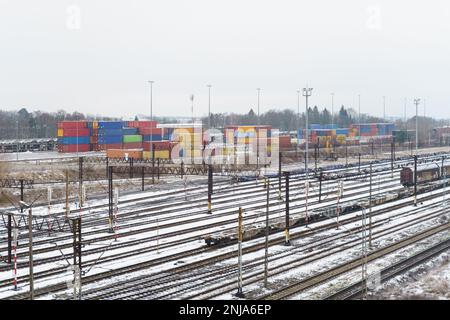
[123, 135, 143, 143]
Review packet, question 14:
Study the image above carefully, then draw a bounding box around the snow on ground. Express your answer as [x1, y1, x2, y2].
[369, 250, 450, 300]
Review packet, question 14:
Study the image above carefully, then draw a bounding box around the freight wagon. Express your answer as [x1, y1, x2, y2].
[400, 162, 450, 186]
[203, 189, 409, 246]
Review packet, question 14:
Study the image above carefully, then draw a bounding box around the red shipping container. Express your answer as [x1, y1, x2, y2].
[61, 128, 90, 137]
[123, 142, 143, 149]
[58, 121, 88, 129]
[139, 127, 163, 135]
[58, 144, 90, 153]
[128, 121, 157, 129]
[279, 136, 292, 148]
[95, 143, 123, 151]
[143, 141, 171, 151]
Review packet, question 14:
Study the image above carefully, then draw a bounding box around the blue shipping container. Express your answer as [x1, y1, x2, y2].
[336, 128, 349, 135]
[122, 127, 139, 135]
[98, 121, 123, 129]
[98, 136, 123, 144]
[58, 136, 90, 145]
[97, 129, 123, 136]
[143, 135, 162, 142]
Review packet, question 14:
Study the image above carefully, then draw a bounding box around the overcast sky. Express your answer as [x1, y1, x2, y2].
[1, 0, 450, 120]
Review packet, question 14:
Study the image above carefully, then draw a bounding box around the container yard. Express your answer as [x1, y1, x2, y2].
[2, 1, 450, 311]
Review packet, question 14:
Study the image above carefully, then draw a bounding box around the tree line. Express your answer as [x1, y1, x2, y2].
[0, 106, 448, 140]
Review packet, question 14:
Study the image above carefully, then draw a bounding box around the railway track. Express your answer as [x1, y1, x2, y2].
[258, 222, 450, 300]
[1, 153, 449, 299]
[80, 199, 448, 300]
[323, 238, 450, 300]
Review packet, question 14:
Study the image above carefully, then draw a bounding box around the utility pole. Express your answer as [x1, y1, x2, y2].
[359, 94, 362, 154]
[72, 217, 82, 300]
[108, 166, 114, 233]
[284, 171, 291, 246]
[278, 151, 282, 200]
[207, 164, 213, 214]
[78, 157, 84, 208]
[303, 86, 313, 179]
[369, 164, 373, 248]
[305, 181, 309, 227]
[264, 178, 270, 288]
[361, 207, 368, 299]
[65, 169, 69, 219]
[297, 90, 300, 157]
[236, 207, 245, 298]
[27, 207, 34, 300]
[319, 170, 323, 203]
[414, 155, 418, 206]
[336, 180, 343, 229]
[414, 99, 420, 154]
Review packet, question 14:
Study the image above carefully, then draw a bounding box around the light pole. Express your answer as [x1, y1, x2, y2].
[257, 88, 261, 125]
[331, 93, 334, 127]
[16, 120, 19, 161]
[190, 94, 195, 124]
[383, 96, 386, 121]
[358, 94, 361, 153]
[207, 84, 212, 129]
[148, 80, 154, 155]
[297, 90, 300, 155]
[303, 86, 313, 178]
[404, 98, 407, 131]
[414, 99, 420, 154]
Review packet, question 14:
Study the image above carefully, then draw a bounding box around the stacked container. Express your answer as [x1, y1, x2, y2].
[57, 121, 90, 153]
[143, 141, 171, 159]
[96, 121, 124, 150]
[123, 134, 143, 149]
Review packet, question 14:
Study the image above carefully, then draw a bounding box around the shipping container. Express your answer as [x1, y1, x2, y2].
[98, 136, 123, 144]
[57, 121, 87, 129]
[143, 135, 163, 142]
[123, 135, 143, 143]
[123, 142, 143, 149]
[58, 144, 90, 153]
[97, 129, 123, 136]
[106, 149, 143, 159]
[97, 121, 123, 129]
[143, 141, 171, 152]
[127, 121, 157, 129]
[139, 127, 163, 136]
[58, 136, 91, 145]
[58, 128, 91, 137]
[122, 127, 139, 135]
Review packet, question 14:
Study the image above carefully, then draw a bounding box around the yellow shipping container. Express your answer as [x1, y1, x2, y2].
[155, 150, 170, 159]
[57, 129, 64, 137]
[143, 151, 151, 160]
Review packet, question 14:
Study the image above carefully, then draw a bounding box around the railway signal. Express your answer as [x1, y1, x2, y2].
[235, 207, 245, 298]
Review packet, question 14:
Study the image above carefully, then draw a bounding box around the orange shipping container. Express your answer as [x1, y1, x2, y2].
[106, 149, 143, 159]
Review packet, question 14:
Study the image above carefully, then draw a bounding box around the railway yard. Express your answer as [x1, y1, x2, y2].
[0, 147, 449, 300]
